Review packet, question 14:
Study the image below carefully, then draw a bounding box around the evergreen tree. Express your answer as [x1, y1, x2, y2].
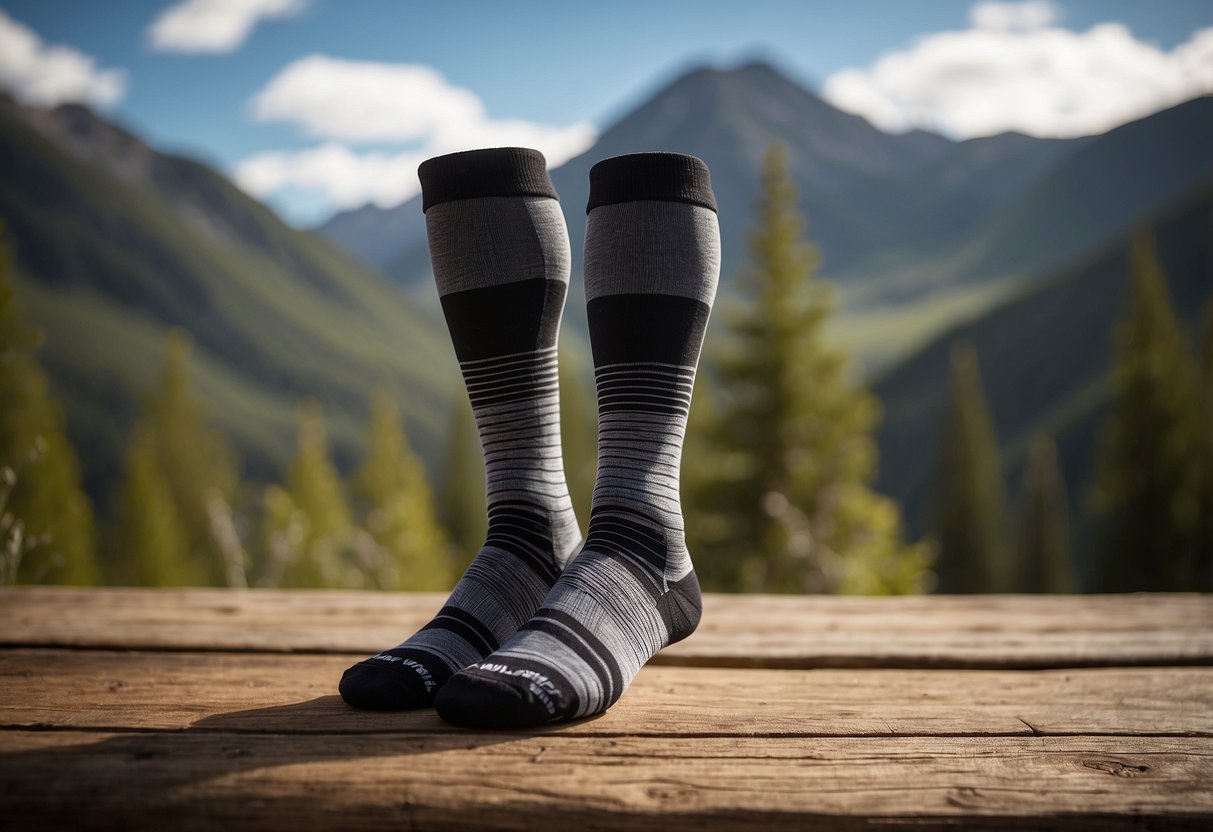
[279, 399, 353, 587]
[559, 350, 597, 528]
[115, 426, 192, 586]
[252, 483, 304, 588]
[1191, 301, 1213, 591]
[1015, 437, 1075, 593]
[0, 237, 98, 585]
[352, 390, 452, 590]
[440, 394, 487, 570]
[1091, 230, 1203, 591]
[931, 340, 1010, 593]
[691, 143, 929, 594]
[118, 330, 241, 585]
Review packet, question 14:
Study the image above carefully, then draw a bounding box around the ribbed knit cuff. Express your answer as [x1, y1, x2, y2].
[586, 152, 717, 214]
[418, 147, 558, 213]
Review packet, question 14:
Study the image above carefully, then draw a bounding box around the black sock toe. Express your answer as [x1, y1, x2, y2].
[338, 656, 435, 711]
[435, 669, 555, 729]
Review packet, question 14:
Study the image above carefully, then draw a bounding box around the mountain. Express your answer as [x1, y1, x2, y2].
[873, 183, 1213, 580]
[322, 61, 960, 294]
[316, 199, 428, 271]
[833, 95, 1213, 372]
[0, 95, 457, 502]
[321, 64, 1213, 379]
[845, 95, 1213, 295]
[843, 130, 1083, 265]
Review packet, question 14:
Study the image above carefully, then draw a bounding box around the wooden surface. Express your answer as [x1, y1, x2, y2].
[2, 588, 1212, 830]
[5, 586, 1211, 667]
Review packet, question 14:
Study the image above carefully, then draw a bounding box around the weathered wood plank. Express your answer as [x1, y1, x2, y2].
[679, 592, 1213, 669]
[2, 649, 1210, 738]
[1, 731, 1209, 830]
[3, 588, 1211, 668]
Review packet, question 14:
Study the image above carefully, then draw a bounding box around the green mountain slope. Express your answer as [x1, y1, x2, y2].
[0, 96, 457, 501]
[873, 183, 1213, 577]
[852, 96, 1213, 299]
[845, 131, 1082, 264]
[967, 96, 1213, 287]
[832, 98, 1213, 374]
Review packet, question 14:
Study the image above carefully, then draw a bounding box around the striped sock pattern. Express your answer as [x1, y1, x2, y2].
[339, 148, 581, 711]
[436, 152, 720, 728]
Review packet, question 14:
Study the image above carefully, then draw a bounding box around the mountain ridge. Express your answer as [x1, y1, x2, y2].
[321, 60, 962, 286]
[0, 95, 458, 501]
[319, 64, 1212, 379]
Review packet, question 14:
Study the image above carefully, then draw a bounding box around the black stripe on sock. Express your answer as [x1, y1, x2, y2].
[484, 536, 562, 585]
[441, 279, 567, 362]
[587, 153, 716, 214]
[424, 605, 500, 655]
[419, 147, 557, 212]
[422, 608, 498, 656]
[485, 500, 564, 571]
[581, 539, 663, 600]
[585, 516, 667, 573]
[587, 294, 710, 367]
[596, 397, 690, 417]
[526, 607, 625, 708]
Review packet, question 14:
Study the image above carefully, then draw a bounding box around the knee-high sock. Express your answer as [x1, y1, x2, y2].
[435, 152, 720, 727]
[339, 147, 582, 710]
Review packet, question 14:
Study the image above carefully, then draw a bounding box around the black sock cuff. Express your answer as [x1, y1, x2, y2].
[419, 147, 558, 212]
[586, 152, 717, 214]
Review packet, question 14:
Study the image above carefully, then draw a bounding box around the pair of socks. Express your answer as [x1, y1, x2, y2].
[339, 147, 720, 728]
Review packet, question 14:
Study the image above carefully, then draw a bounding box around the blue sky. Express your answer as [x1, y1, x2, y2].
[2, 0, 1211, 224]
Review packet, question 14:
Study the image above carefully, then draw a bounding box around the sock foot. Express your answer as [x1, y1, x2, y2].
[436, 552, 702, 729]
[339, 649, 441, 710]
[435, 665, 559, 728]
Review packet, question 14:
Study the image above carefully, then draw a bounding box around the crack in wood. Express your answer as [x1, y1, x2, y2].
[1081, 758, 1150, 777]
[1019, 717, 1043, 735]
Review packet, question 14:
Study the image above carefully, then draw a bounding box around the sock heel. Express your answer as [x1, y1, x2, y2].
[659, 568, 703, 645]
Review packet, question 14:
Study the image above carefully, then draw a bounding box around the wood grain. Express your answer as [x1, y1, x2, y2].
[2, 649, 1210, 738]
[4, 588, 1211, 668]
[1, 731, 1209, 831]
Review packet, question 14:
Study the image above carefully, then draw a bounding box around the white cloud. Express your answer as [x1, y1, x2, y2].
[235, 143, 429, 211]
[823, 3, 1213, 139]
[236, 55, 597, 213]
[0, 9, 126, 107]
[970, 1, 1059, 32]
[148, 0, 305, 54]
[250, 56, 484, 144]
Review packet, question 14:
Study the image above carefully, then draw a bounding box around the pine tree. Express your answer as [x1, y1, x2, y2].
[1015, 437, 1075, 593]
[115, 426, 192, 586]
[440, 394, 487, 570]
[931, 341, 1010, 593]
[559, 350, 597, 528]
[352, 390, 452, 590]
[117, 331, 241, 585]
[0, 236, 98, 585]
[691, 143, 930, 594]
[279, 399, 353, 587]
[1091, 230, 1203, 591]
[1190, 300, 1213, 591]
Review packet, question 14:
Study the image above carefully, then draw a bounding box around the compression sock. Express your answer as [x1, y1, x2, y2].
[435, 152, 720, 727]
[339, 147, 582, 710]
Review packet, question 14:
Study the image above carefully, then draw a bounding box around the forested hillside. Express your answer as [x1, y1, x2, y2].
[0, 95, 456, 501]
